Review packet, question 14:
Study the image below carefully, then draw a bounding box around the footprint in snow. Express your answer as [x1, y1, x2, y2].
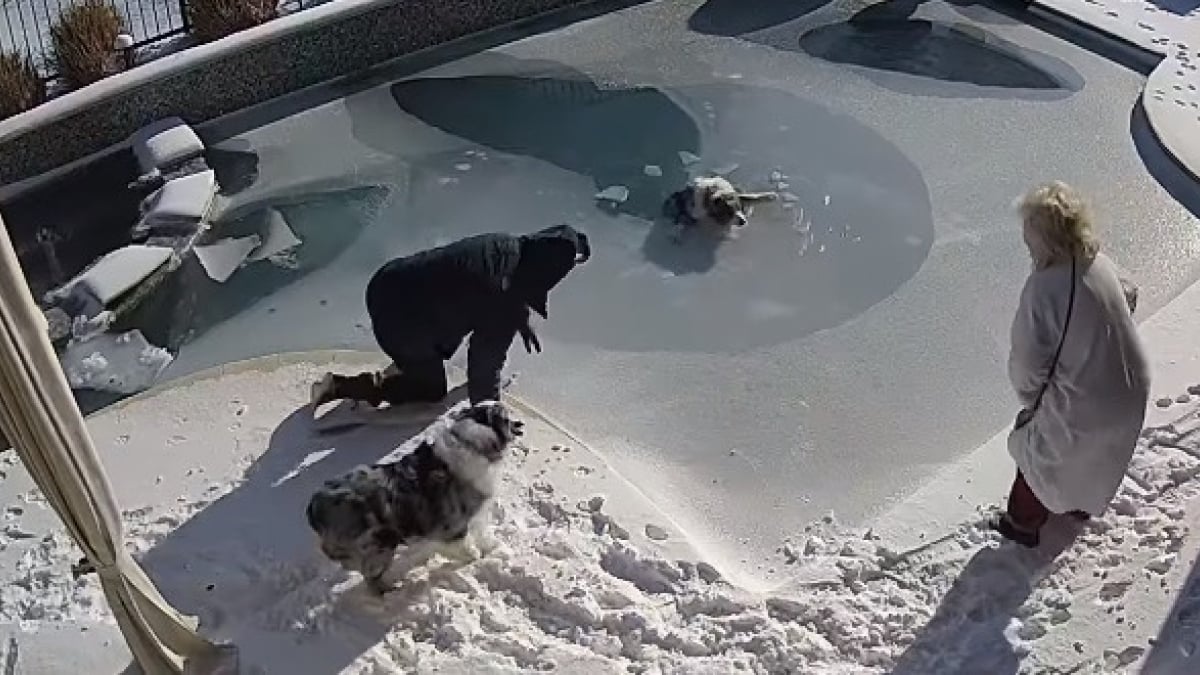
[1099, 580, 1132, 601]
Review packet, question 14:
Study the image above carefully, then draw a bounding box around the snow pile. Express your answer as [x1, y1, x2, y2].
[0, 528, 110, 624]
[3, 390, 1200, 672]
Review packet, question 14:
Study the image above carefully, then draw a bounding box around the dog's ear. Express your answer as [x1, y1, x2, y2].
[305, 493, 331, 531]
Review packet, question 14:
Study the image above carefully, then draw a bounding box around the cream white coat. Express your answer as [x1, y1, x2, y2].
[1007, 252, 1151, 515]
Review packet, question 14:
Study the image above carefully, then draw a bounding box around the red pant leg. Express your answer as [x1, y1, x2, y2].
[1006, 470, 1049, 530]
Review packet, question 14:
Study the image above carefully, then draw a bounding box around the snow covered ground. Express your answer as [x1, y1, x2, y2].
[6, 313, 1200, 673]
[8, 259, 1200, 675]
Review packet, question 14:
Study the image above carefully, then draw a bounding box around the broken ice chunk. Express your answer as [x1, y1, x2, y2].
[247, 208, 302, 262]
[194, 234, 262, 283]
[595, 185, 630, 204]
[824, 195, 831, 206]
[267, 250, 300, 270]
[454, 163, 472, 171]
[713, 163, 740, 176]
[45, 307, 71, 342]
[70, 311, 116, 342]
[60, 329, 174, 394]
[643, 165, 663, 177]
[678, 151, 701, 166]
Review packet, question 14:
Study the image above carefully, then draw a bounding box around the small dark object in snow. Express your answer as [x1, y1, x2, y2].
[206, 583, 215, 591]
[319, 299, 328, 306]
[71, 557, 95, 578]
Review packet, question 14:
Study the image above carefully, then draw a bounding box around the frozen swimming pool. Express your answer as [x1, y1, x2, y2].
[145, 0, 1198, 577]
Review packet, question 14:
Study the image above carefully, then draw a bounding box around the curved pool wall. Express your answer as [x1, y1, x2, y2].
[0, 0, 644, 185]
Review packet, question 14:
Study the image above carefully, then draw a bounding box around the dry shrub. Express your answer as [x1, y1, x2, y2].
[0, 52, 46, 120]
[51, 0, 125, 88]
[188, 0, 278, 43]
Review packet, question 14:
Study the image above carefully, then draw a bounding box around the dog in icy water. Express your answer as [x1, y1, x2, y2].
[305, 401, 523, 593]
[664, 175, 778, 236]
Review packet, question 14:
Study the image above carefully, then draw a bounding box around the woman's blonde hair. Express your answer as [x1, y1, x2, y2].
[1018, 181, 1099, 268]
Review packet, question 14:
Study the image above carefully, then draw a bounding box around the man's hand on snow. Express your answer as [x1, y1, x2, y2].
[520, 324, 542, 354]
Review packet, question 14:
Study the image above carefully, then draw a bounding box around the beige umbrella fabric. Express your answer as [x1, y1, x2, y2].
[0, 219, 218, 674]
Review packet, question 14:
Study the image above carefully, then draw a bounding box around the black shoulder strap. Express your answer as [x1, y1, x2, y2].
[1030, 256, 1077, 413]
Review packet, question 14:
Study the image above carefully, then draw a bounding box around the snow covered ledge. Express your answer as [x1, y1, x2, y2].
[1032, 0, 1198, 181]
[1143, 50, 1200, 183]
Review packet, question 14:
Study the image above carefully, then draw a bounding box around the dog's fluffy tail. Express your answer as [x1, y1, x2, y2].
[738, 191, 779, 203]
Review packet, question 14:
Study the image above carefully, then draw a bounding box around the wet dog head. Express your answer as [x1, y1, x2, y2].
[452, 401, 524, 462]
[306, 466, 396, 566]
[697, 177, 748, 228]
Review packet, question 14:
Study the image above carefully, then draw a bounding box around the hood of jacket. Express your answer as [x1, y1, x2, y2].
[511, 224, 590, 318]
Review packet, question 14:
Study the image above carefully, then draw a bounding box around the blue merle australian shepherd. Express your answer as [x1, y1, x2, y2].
[305, 401, 523, 592]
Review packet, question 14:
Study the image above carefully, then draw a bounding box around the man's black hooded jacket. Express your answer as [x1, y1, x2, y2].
[365, 224, 590, 360]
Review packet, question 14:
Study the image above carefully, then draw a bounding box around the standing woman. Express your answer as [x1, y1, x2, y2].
[997, 181, 1150, 548]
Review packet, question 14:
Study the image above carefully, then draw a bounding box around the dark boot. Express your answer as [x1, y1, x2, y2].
[377, 360, 448, 405]
[311, 371, 386, 407]
[993, 513, 1040, 548]
[993, 470, 1049, 548]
